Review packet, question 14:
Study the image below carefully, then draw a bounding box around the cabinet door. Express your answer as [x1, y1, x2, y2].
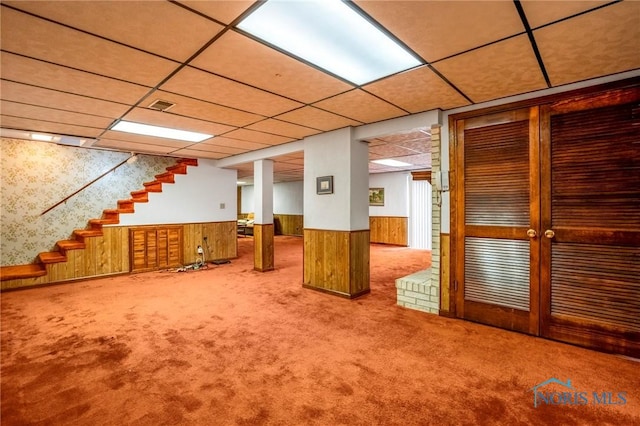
[455, 107, 541, 335]
[129, 226, 183, 272]
[130, 228, 149, 272]
[167, 227, 182, 267]
[540, 88, 640, 356]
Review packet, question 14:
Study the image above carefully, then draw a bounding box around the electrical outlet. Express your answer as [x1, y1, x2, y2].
[220, 203, 225, 209]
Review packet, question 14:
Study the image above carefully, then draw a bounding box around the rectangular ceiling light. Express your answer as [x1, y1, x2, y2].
[111, 121, 212, 142]
[237, 0, 421, 85]
[31, 133, 55, 142]
[372, 159, 412, 167]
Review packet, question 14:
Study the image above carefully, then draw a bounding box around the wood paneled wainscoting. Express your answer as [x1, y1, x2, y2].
[183, 221, 237, 264]
[2, 227, 130, 291]
[439, 233, 451, 316]
[369, 216, 408, 246]
[1, 221, 237, 291]
[274, 214, 303, 236]
[303, 229, 370, 298]
[254, 223, 274, 272]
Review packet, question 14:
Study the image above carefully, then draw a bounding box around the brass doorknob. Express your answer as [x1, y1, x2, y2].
[527, 229, 537, 238]
[544, 229, 555, 239]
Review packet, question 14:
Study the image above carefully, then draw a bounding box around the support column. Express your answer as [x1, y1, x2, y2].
[253, 159, 274, 272]
[303, 128, 370, 298]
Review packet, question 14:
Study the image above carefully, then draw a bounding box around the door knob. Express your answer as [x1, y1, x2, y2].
[544, 229, 555, 239]
[527, 229, 537, 238]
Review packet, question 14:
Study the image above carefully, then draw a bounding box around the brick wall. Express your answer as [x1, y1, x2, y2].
[430, 124, 442, 302]
[395, 124, 442, 315]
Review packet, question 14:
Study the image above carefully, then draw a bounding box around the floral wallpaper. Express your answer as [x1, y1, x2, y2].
[1, 138, 177, 266]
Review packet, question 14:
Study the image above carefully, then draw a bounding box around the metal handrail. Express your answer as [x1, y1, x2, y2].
[40, 155, 135, 216]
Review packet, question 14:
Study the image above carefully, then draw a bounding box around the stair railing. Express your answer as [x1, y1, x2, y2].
[40, 154, 136, 216]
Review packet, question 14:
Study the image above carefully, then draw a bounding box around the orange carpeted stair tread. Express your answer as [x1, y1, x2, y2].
[57, 240, 85, 251]
[166, 164, 188, 174]
[74, 229, 103, 239]
[38, 251, 67, 264]
[89, 218, 119, 226]
[143, 181, 163, 192]
[154, 172, 175, 183]
[115, 200, 135, 213]
[130, 190, 149, 202]
[177, 158, 197, 166]
[0, 264, 47, 281]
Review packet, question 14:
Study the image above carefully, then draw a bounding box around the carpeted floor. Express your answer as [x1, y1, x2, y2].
[1, 236, 638, 425]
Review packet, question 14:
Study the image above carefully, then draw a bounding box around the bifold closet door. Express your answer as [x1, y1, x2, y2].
[455, 107, 541, 335]
[540, 88, 640, 357]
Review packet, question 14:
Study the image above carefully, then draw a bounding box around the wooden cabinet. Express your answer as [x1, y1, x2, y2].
[129, 226, 183, 272]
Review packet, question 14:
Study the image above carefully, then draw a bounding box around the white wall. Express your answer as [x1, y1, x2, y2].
[410, 180, 432, 249]
[273, 181, 304, 214]
[304, 128, 369, 231]
[368, 172, 410, 217]
[241, 180, 304, 215]
[240, 185, 254, 214]
[245, 173, 415, 219]
[116, 159, 237, 226]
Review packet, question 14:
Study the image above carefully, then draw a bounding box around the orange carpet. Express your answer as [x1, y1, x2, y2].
[1, 236, 638, 425]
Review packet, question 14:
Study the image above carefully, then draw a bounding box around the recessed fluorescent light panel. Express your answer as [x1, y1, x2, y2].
[111, 121, 212, 143]
[31, 133, 55, 142]
[237, 0, 421, 85]
[372, 159, 412, 167]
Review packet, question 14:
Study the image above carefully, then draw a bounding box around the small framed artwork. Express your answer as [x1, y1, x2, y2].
[369, 187, 385, 206]
[316, 176, 334, 194]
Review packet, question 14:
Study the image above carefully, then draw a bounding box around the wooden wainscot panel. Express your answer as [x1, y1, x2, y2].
[274, 214, 303, 236]
[182, 223, 199, 264]
[203, 221, 237, 261]
[349, 230, 370, 296]
[439, 233, 452, 316]
[183, 221, 237, 264]
[1, 274, 49, 291]
[369, 216, 408, 246]
[254, 223, 274, 272]
[303, 229, 370, 298]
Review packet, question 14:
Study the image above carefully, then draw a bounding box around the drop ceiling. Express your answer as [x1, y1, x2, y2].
[1, 0, 638, 183]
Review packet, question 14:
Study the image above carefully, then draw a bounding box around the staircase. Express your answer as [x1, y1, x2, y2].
[0, 158, 198, 282]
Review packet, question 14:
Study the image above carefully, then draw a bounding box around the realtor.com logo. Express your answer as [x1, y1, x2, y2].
[531, 378, 627, 408]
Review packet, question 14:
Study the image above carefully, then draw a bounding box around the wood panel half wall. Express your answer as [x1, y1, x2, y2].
[370, 216, 408, 246]
[1, 221, 237, 291]
[183, 221, 237, 264]
[274, 214, 303, 236]
[303, 229, 370, 299]
[253, 223, 274, 272]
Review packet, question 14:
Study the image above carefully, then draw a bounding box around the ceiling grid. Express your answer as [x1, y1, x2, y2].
[0, 0, 637, 182]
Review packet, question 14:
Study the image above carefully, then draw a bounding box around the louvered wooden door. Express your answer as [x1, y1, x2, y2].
[540, 88, 640, 356]
[455, 107, 541, 335]
[130, 226, 183, 272]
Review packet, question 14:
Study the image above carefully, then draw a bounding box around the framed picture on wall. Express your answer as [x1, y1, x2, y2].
[369, 187, 384, 206]
[316, 176, 333, 194]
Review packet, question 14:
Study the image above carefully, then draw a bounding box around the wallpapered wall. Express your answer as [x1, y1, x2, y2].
[1, 138, 177, 265]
